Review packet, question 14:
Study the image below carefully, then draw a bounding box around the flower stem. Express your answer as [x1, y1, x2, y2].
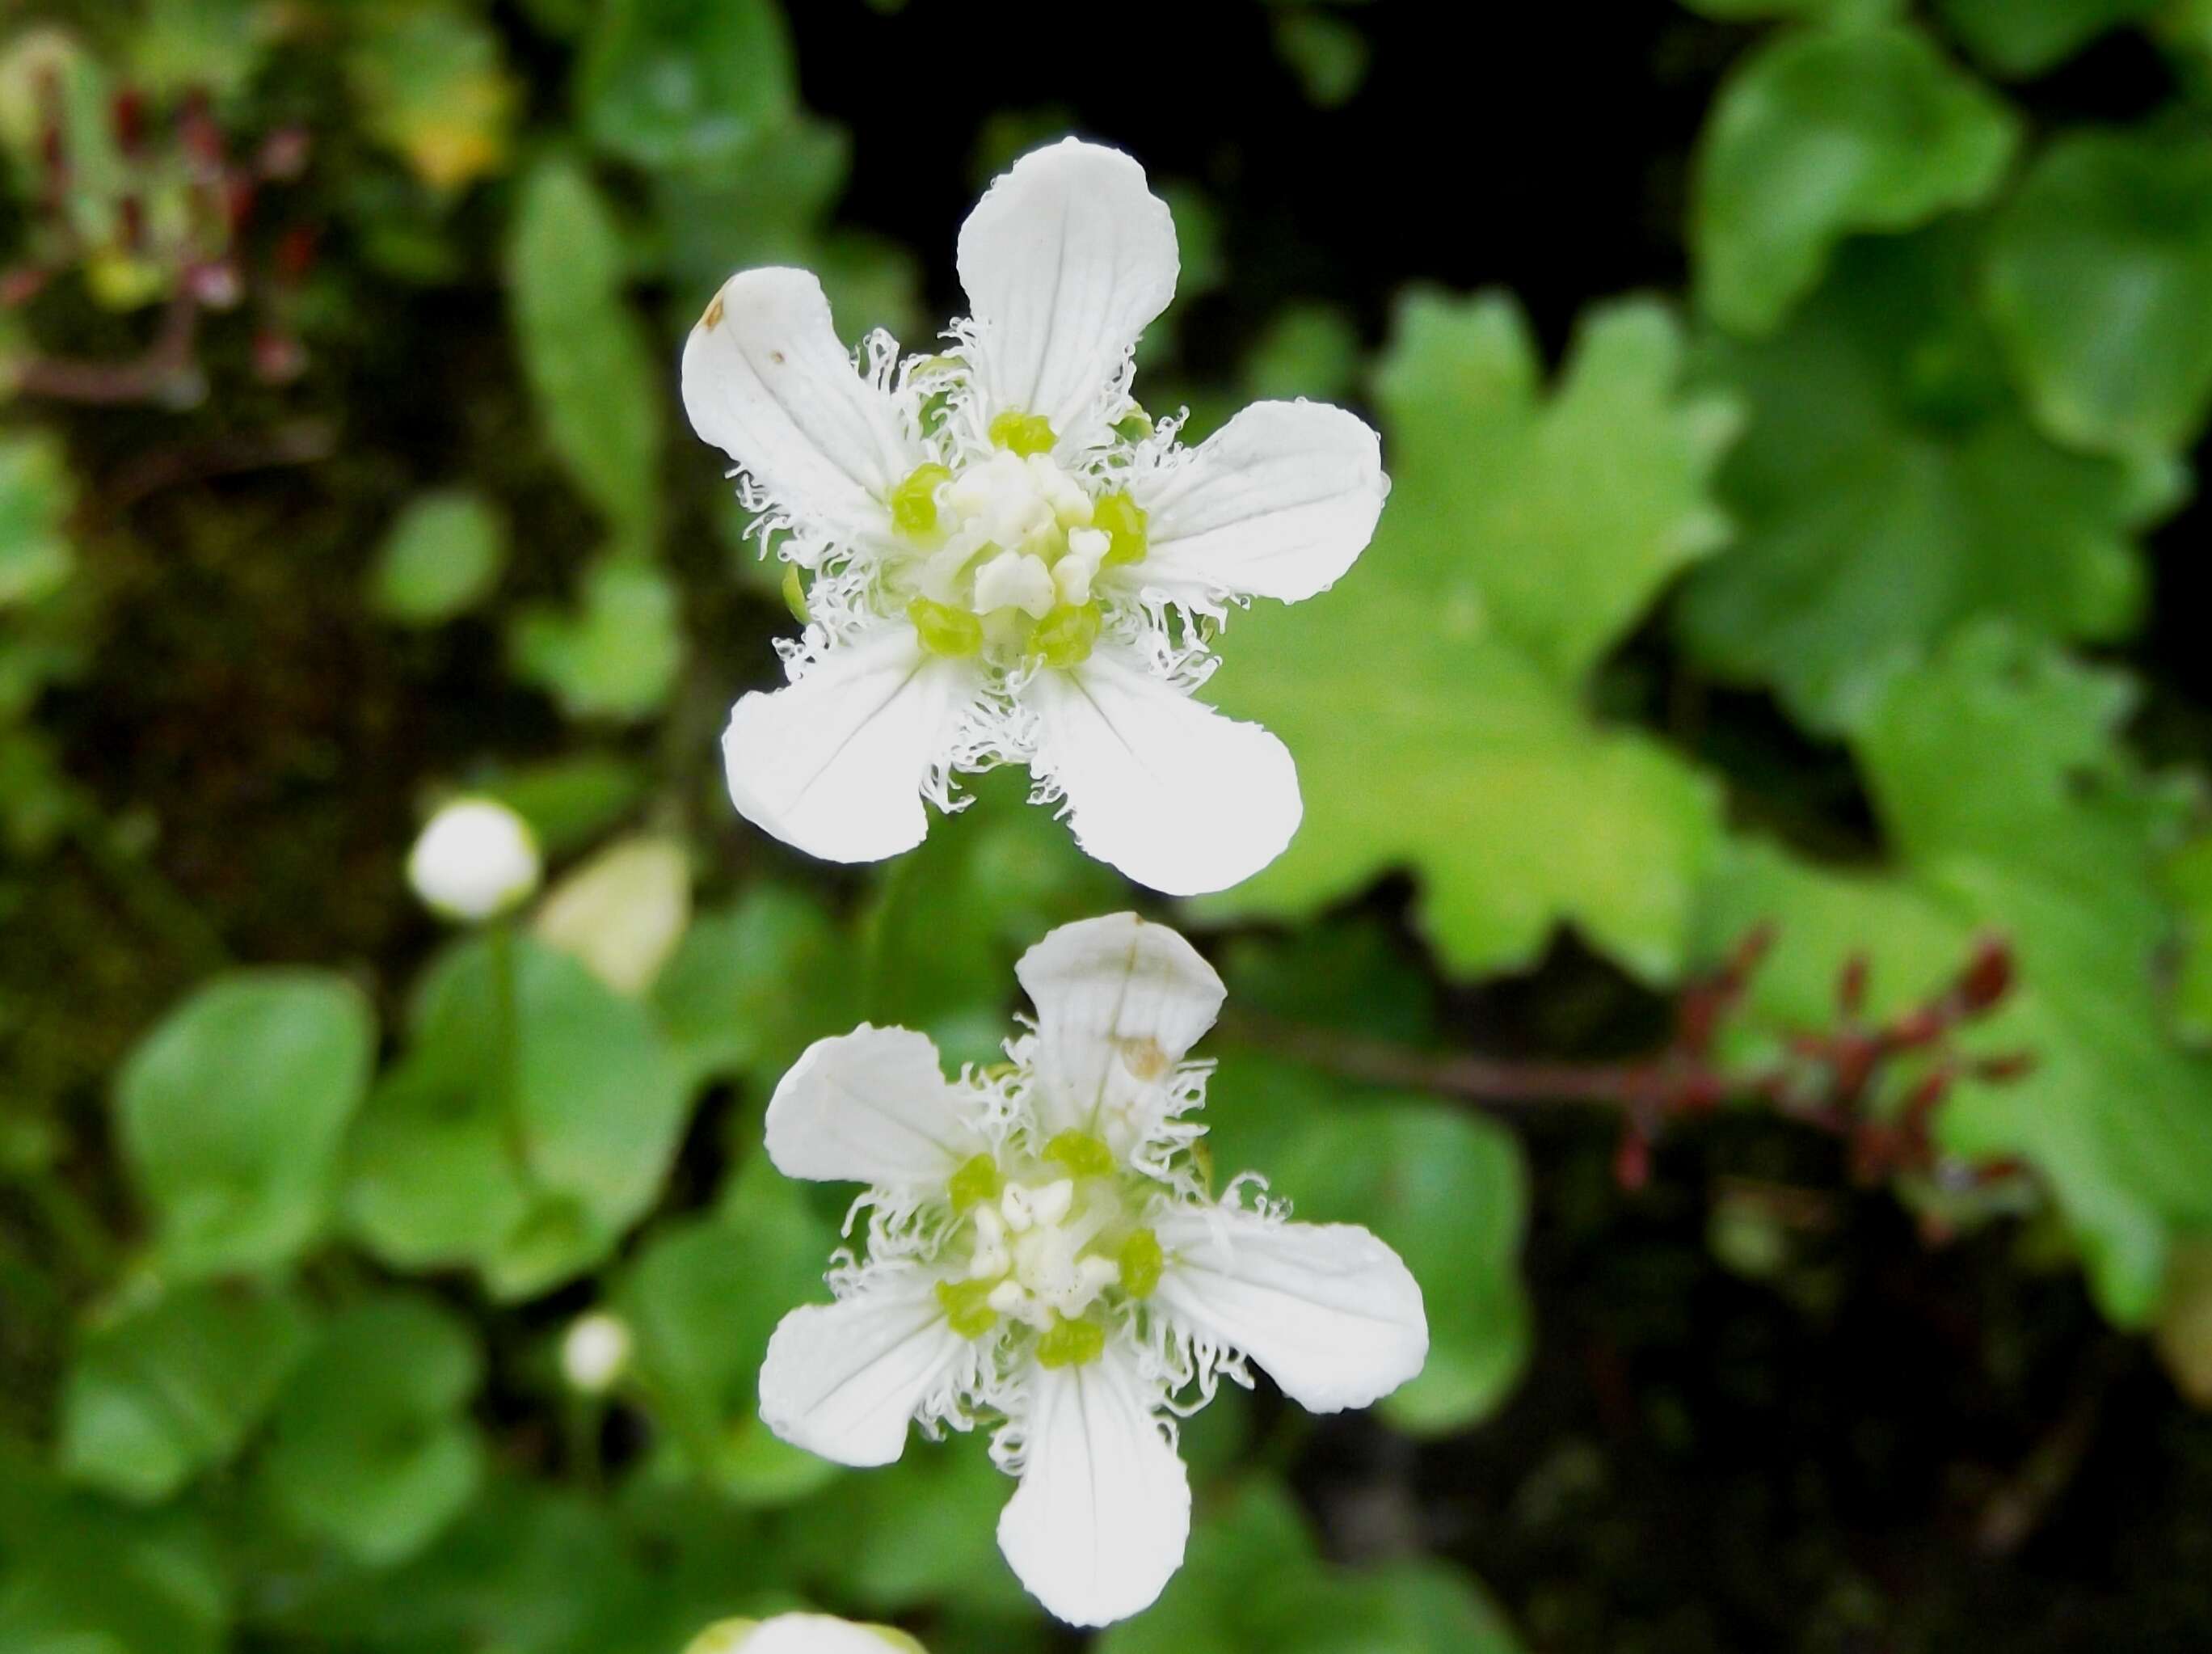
[487, 919, 531, 1180]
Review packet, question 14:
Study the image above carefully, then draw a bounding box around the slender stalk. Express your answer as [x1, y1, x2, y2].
[487, 920, 531, 1179]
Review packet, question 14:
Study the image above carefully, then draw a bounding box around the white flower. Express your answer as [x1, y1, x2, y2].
[685, 1613, 923, 1654]
[682, 139, 1388, 896]
[406, 797, 541, 922]
[755, 913, 1428, 1628]
[559, 1310, 632, 1395]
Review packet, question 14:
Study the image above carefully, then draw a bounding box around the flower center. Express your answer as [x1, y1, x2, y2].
[887, 412, 1147, 669]
[934, 1134, 1161, 1366]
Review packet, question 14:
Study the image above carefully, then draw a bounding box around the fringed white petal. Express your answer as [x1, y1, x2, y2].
[1025, 645, 1300, 897]
[682, 268, 916, 551]
[723, 624, 981, 865]
[1130, 399, 1388, 609]
[1152, 1204, 1428, 1415]
[1013, 913, 1224, 1146]
[757, 1274, 967, 1468]
[765, 1025, 979, 1188]
[995, 1346, 1190, 1627]
[956, 140, 1178, 453]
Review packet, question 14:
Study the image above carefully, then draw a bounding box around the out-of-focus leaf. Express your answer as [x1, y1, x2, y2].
[1933, 0, 2162, 75]
[116, 970, 376, 1279]
[346, 933, 690, 1300]
[510, 558, 684, 722]
[263, 1479, 719, 1654]
[1270, 10, 1371, 108]
[132, 0, 278, 103]
[1986, 128, 2212, 458]
[651, 885, 849, 1091]
[2166, 833, 2212, 1044]
[1679, 228, 2160, 731]
[483, 752, 647, 856]
[857, 770, 1123, 1065]
[1207, 1054, 1534, 1433]
[0, 433, 75, 610]
[1699, 627, 2212, 1323]
[1102, 1478, 1524, 1654]
[0, 729, 77, 856]
[1681, 0, 1899, 17]
[534, 833, 691, 996]
[59, 1280, 312, 1503]
[618, 1156, 841, 1503]
[1692, 22, 2017, 335]
[1203, 292, 1734, 982]
[347, 2, 517, 193]
[0, 1452, 228, 1654]
[368, 488, 508, 625]
[576, 0, 794, 171]
[508, 160, 663, 551]
[1241, 303, 1363, 403]
[2155, 1238, 2212, 1407]
[262, 1294, 482, 1567]
[773, 1436, 1027, 1617]
[652, 116, 850, 319]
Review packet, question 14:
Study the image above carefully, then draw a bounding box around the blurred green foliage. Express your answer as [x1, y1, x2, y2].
[0, 1, 2210, 1651]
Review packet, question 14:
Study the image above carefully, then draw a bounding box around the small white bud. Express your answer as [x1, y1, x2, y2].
[407, 797, 540, 922]
[560, 1310, 632, 1395]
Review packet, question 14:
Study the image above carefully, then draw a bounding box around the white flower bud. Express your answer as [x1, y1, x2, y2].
[560, 1310, 632, 1395]
[407, 797, 541, 922]
[685, 1614, 925, 1654]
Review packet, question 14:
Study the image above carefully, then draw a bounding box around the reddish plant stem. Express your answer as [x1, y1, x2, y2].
[13, 290, 201, 405]
[1223, 929, 2034, 1193]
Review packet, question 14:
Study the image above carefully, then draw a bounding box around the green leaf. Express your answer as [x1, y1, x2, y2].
[576, 0, 794, 172]
[116, 970, 376, 1279]
[1678, 226, 2159, 731]
[508, 160, 663, 551]
[0, 433, 75, 610]
[618, 1158, 841, 1502]
[1102, 1479, 1524, 1654]
[651, 116, 850, 319]
[1241, 302, 1363, 404]
[651, 885, 849, 1091]
[368, 487, 508, 625]
[1692, 22, 2018, 335]
[510, 557, 684, 722]
[2166, 833, 2212, 1045]
[1986, 128, 2212, 458]
[132, 0, 276, 104]
[482, 751, 648, 855]
[857, 770, 1125, 1065]
[59, 1280, 312, 1503]
[346, 933, 690, 1299]
[1932, 0, 2162, 75]
[773, 1437, 1028, 1616]
[1270, 11, 1371, 109]
[261, 1480, 710, 1654]
[261, 1293, 485, 1565]
[1203, 292, 1733, 981]
[1207, 1055, 1533, 1433]
[346, 2, 517, 193]
[1698, 627, 2212, 1323]
[1680, 0, 1899, 18]
[0, 1452, 228, 1654]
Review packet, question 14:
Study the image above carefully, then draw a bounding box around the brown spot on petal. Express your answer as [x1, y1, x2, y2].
[700, 292, 725, 330]
[1120, 1037, 1169, 1081]
[770, 350, 786, 365]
